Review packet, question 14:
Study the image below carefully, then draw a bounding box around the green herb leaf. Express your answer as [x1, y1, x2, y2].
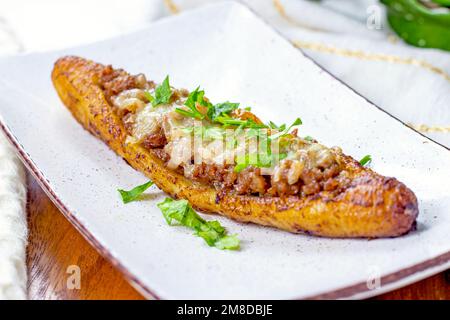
[175, 86, 207, 119]
[258, 152, 287, 168]
[176, 87, 266, 130]
[215, 115, 267, 129]
[304, 135, 314, 142]
[183, 126, 225, 140]
[269, 117, 302, 140]
[143, 91, 154, 103]
[207, 102, 240, 121]
[359, 155, 372, 166]
[268, 121, 286, 131]
[175, 108, 202, 119]
[157, 198, 240, 250]
[152, 75, 173, 107]
[234, 152, 287, 173]
[185, 86, 210, 109]
[214, 234, 240, 250]
[203, 127, 225, 140]
[234, 155, 249, 173]
[117, 181, 154, 204]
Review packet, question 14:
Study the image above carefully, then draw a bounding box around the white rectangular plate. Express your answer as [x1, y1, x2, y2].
[0, 2, 449, 299]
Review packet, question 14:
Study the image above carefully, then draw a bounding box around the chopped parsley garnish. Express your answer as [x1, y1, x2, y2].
[146, 75, 172, 107]
[269, 118, 302, 141]
[268, 121, 286, 131]
[304, 135, 314, 142]
[183, 126, 225, 140]
[185, 86, 210, 109]
[359, 155, 372, 166]
[215, 115, 267, 129]
[175, 86, 206, 119]
[207, 102, 240, 121]
[172, 84, 306, 135]
[234, 152, 287, 173]
[234, 156, 249, 173]
[157, 198, 240, 250]
[175, 108, 204, 119]
[117, 180, 154, 204]
[143, 91, 154, 103]
[175, 86, 268, 128]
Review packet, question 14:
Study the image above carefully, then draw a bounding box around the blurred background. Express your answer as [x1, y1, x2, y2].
[1, 0, 449, 53]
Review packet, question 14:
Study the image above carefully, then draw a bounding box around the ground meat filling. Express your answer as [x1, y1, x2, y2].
[187, 163, 268, 195]
[261, 158, 343, 197]
[99, 65, 155, 105]
[141, 129, 167, 149]
[102, 70, 346, 197]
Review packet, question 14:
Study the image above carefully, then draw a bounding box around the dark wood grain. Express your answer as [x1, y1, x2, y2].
[374, 271, 449, 300]
[26, 173, 449, 300]
[26, 173, 143, 300]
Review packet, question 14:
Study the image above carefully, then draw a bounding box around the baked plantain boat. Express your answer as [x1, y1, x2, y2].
[52, 56, 418, 238]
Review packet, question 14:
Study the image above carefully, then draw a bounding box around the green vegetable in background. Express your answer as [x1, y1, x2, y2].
[431, 0, 450, 7]
[380, 0, 450, 51]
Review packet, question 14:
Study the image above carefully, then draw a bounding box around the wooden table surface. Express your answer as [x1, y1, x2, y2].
[26, 173, 449, 300]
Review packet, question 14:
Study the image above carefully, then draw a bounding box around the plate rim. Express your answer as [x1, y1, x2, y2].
[1, 1, 449, 299]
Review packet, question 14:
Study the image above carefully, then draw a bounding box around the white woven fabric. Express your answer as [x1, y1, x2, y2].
[0, 133, 27, 300]
[0, 9, 28, 300]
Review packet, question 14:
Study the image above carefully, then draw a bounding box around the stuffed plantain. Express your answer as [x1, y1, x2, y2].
[51, 56, 418, 238]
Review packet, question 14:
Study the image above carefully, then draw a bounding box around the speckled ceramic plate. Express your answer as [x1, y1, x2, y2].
[0, 2, 449, 299]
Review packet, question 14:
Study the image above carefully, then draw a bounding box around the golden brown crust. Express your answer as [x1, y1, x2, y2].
[51, 56, 419, 238]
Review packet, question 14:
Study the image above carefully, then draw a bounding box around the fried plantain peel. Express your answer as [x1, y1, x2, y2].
[51, 56, 418, 238]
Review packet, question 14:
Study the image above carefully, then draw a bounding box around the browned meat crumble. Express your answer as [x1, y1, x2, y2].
[99, 68, 352, 197]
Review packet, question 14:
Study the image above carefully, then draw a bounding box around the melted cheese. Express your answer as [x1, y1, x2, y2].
[114, 88, 339, 184]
